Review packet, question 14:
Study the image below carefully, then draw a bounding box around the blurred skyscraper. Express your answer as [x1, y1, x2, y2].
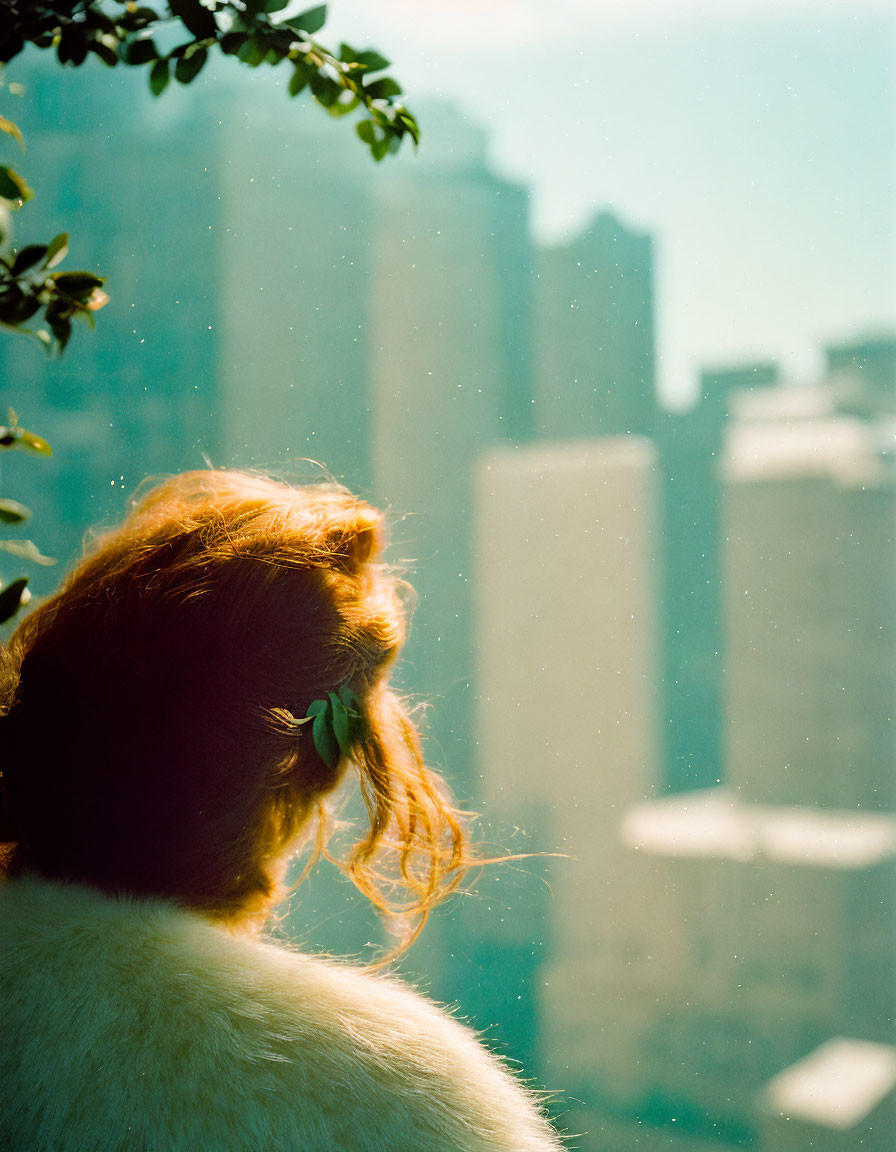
[473, 436, 667, 1144]
[825, 335, 896, 406]
[533, 211, 656, 441]
[657, 361, 779, 794]
[367, 104, 534, 801]
[211, 86, 375, 491]
[724, 383, 896, 810]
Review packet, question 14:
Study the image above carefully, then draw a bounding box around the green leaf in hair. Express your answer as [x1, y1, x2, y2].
[310, 698, 340, 770]
[329, 691, 351, 754]
[301, 687, 364, 770]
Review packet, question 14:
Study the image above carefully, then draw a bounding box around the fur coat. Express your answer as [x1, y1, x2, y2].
[0, 875, 566, 1151]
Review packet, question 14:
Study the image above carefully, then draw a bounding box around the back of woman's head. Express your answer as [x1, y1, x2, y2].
[0, 469, 467, 943]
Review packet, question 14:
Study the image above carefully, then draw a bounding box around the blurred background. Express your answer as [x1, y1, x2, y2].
[1, 0, 895, 1147]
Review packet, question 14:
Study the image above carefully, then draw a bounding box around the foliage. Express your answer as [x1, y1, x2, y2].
[0, 411, 55, 624]
[0, 218, 109, 354]
[0, 2, 418, 161]
[301, 686, 364, 771]
[0, 1, 417, 352]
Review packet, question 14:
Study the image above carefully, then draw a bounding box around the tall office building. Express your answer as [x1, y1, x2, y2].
[533, 211, 656, 441]
[657, 361, 779, 793]
[825, 335, 896, 404]
[473, 437, 668, 1139]
[367, 105, 534, 801]
[211, 77, 375, 490]
[723, 386, 896, 810]
[656, 396, 726, 794]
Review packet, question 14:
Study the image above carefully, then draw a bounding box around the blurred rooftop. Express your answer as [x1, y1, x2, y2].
[623, 789, 896, 868]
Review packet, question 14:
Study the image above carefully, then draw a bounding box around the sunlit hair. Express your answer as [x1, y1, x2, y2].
[0, 469, 472, 953]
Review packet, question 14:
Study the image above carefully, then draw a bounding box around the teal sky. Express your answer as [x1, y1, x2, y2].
[323, 1, 895, 406]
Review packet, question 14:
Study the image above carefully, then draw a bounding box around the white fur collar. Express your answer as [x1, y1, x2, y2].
[0, 875, 565, 1151]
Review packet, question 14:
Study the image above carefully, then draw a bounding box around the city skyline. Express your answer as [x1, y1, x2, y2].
[319, 1, 895, 407]
[2, 39, 894, 1150]
[9, 5, 894, 413]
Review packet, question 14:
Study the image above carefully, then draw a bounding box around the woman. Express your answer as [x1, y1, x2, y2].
[0, 469, 565, 1151]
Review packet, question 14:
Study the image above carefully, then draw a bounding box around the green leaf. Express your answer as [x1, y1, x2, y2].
[284, 5, 327, 35]
[0, 166, 34, 203]
[0, 578, 29, 625]
[353, 49, 390, 72]
[288, 62, 311, 97]
[43, 233, 69, 270]
[168, 0, 217, 39]
[328, 93, 359, 118]
[122, 6, 162, 29]
[125, 38, 158, 65]
[46, 311, 72, 351]
[175, 47, 207, 84]
[338, 685, 360, 714]
[364, 77, 402, 100]
[371, 135, 390, 162]
[0, 116, 25, 152]
[306, 698, 328, 721]
[0, 539, 55, 566]
[309, 71, 340, 108]
[89, 39, 119, 67]
[236, 37, 267, 67]
[51, 271, 105, 296]
[356, 120, 376, 145]
[41, 301, 71, 350]
[265, 0, 290, 10]
[220, 32, 245, 56]
[329, 691, 351, 752]
[0, 499, 29, 525]
[310, 699, 340, 770]
[57, 24, 90, 67]
[397, 109, 420, 146]
[7, 295, 40, 324]
[149, 58, 170, 96]
[84, 8, 118, 34]
[0, 289, 26, 326]
[0, 287, 40, 325]
[11, 245, 47, 275]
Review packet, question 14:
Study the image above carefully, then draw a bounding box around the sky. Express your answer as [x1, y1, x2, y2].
[319, 0, 896, 405]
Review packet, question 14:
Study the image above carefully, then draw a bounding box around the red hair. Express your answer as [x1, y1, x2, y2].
[0, 470, 470, 950]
